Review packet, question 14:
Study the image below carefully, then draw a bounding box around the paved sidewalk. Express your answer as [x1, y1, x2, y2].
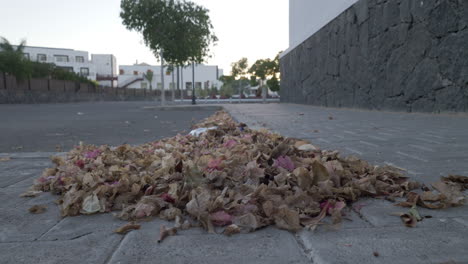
[224, 103, 468, 263]
[1, 103, 467, 264]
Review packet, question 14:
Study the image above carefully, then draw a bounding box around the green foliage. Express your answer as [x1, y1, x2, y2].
[231, 57, 248, 78]
[219, 82, 234, 98]
[0, 37, 31, 80]
[266, 76, 280, 92]
[248, 51, 282, 91]
[120, 0, 217, 66]
[219, 75, 235, 85]
[143, 69, 154, 90]
[249, 75, 259, 87]
[0, 37, 95, 85]
[30, 62, 55, 78]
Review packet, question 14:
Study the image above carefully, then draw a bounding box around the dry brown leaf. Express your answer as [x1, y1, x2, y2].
[158, 225, 177, 243]
[20, 190, 43, 198]
[29, 205, 47, 214]
[223, 224, 241, 236]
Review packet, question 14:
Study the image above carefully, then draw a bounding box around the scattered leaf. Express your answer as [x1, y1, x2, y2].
[114, 222, 141, 234]
[29, 205, 47, 214]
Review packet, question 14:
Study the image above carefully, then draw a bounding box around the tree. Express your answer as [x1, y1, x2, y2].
[231, 57, 248, 79]
[120, 0, 217, 104]
[143, 69, 154, 91]
[0, 37, 31, 80]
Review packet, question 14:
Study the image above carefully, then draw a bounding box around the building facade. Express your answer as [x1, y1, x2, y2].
[14, 46, 118, 87]
[20, 46, 97, 80]
[118, 63, 223, 93]
[92, 54, 118, 88]
[285, 0, 358, 55]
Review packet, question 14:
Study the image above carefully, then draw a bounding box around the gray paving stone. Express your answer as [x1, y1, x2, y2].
[357, 198, 468, 228]
[108, 224, 309, 264]
[298, 226, 468, 264]
[39, 213, 126, 241]
[0, 232, 121, 264]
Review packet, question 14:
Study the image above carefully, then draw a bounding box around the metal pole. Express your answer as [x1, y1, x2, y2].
[171, 66, 175, 102]
[176, 66, 180, 100]
[160, 50, 165, 106]
[181, 66, 184, 100]
[191, 61, 196, 105]
[238, 79, 241, 104]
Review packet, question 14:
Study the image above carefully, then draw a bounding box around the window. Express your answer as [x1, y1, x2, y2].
[185, 82, 192, 90]
[119, 69, 125, 75]
[54, 55, 69, 62]
[23, 53, 30, 60]
[169, 82, 175, 89]
[204, 81, 210, 89]
[141, 82, 148, 89]
[195, 82, 202, 89]
[133, 71, 138, 75]
[37, 54, 47, 62]
[80, 67, 89, 76]
[76, 56, 84, 63]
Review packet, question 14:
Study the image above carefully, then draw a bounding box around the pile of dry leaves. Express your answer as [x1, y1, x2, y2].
[24, 111, 466, 239]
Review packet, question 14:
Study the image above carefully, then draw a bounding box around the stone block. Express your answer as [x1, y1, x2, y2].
[108, 224, 309, 264]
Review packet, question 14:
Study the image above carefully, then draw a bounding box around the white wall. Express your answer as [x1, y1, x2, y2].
[118, 64, 223, 90]
[285, 0, 358, 56]
[20, 46, 97, 80]
[92, 54, 117, 87]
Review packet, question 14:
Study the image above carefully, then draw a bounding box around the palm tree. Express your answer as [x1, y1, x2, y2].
[143, 69, 154, 91]
[0, 37, 31, 80]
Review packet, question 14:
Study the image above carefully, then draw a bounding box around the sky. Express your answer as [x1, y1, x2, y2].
[0, 0, 289, 75]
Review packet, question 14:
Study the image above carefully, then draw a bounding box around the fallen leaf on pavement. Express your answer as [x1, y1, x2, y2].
[158, 225, 177, 243]
[29, 205, 47, 214]
[115, 223, 141, 234]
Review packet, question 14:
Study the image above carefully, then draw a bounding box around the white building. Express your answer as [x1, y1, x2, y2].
[92, 54, 118, 88]
[20, 46, 96, 80]
[118, 63, 223, 92]
[14, 46, 118, 87]
[283, 0, 359, 56]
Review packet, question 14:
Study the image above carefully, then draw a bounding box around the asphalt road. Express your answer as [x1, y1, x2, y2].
[0, 102, 216, 152]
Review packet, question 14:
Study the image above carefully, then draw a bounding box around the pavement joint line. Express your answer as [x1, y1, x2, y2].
[383, 162, 407, 171]
[415, 137, 442, 145]
[377, 132, 393, 137]
[345, 147, 363, 155]
[359, 140, 379, 148]
[343, 130, 358, 135]
[334, 135, 345, 139]
[2, 175, 38, 188]
[409, 144, 436, 152]
[367, 135, 388, 141]
[103, 235, 127, 264]
[316, 138, 331, 144]
[293, 233, 316, 263]
[421, 133, 444, 139]
[396, 151, 429, 163]
[36, 218, 64, 241]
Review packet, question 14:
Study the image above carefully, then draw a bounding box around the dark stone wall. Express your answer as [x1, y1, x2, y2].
[280, 0, 468, 112]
